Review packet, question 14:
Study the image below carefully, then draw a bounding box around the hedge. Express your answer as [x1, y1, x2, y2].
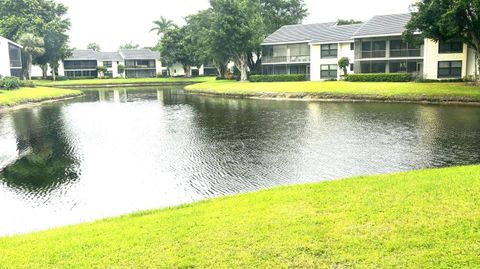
[347, 73, 413, 82]
[249, 74, 306, 82]
[0, 76, 21, 90]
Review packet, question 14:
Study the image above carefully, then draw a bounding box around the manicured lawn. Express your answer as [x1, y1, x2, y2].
[34, 76, 216, 87]
[1, 165, 479, 268]
[185, 80, 480, 102]
[0, 87, 82, 107]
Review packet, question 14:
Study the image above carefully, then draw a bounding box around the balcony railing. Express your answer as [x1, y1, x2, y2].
[361, 50, 387, 58]
[389, 49, 422, 58]
[262, 55, 311, 64]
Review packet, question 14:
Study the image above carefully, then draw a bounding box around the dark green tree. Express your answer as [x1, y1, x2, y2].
[119, 42, 140, 49]
[210, 0, 264, 81]
[0, 0, 71, 79]
[87, 43, 101, 52]
[404, 0, 480, 81]
[336, 19, 363, 25]
[185, 9, 230, 78]
[338, 57, 350, 77]
[160, 27, 200, 77]
[261, 0, 308, 35]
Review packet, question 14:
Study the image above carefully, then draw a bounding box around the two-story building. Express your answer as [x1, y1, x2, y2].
[60, 49, 162, 78]
[0, 36, 23, 79]
[262, 13, 478, 81]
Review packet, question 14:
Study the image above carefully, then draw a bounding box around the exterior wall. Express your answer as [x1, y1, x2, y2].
[310, 42, 355, 81]
[423, 39, 468, 79]
[467, 47, 477, 78]
[0, 37, 11, 77]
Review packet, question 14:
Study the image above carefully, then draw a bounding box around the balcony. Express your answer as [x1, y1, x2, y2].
[389, 49, 422, 58]
[360, 50, 387, 59]
[262, 55, 311, 64]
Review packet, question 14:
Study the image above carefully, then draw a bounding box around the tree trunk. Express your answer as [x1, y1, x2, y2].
[235, 53, 249, 82]
[476, 48, 480, 83]
[52, 67, 56, 81]
[41, 65, 48, 79]
[215, 61, 227, 79]
[27, 55, 33, 80]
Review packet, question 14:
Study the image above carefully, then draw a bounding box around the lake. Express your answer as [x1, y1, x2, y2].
[1, 86, 479, 236]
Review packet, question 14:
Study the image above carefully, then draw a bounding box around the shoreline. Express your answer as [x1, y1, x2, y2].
[0, 94, 83, 112]
[46, 82, 200, 89]
[184, 89, 480, 106]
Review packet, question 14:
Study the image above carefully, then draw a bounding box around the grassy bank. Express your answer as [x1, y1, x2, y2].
[35, 76, 215, 87]
[1, 165, 479, 268]
[185, 81, 480, 103]
[0, 87, 82, 107]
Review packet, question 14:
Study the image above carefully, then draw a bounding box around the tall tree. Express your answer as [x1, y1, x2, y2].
[210, 0, 264, 81]
[119, 42, 140, 49]
[150, 17, 176, 37]
[260, 0, 308, 35]
[404, 0, 480, 81]
[185, 9, 230, 78]
[18, 33, 45, 80]
[160, 27, 200, 77]
[0, 0, 71, 79]
[34, 20, 71, 79]
[87, 43, 101, 52]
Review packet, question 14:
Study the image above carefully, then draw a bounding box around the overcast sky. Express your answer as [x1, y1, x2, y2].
[58, 0, 417, 51]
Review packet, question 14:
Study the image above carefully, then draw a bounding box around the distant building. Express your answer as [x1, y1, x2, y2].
[262, 13, 478, 81]
[0, 36, 23, 79]
[59, 49, 162, 78]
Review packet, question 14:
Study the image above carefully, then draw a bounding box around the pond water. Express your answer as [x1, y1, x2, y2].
[1, 87, 480, 236]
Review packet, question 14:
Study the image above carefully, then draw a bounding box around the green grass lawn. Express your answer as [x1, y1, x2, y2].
[0, 87, 83, 107]
[1, 165, 479, 268]
[34, 76, 216, 87]
[185, 80, 480, 103]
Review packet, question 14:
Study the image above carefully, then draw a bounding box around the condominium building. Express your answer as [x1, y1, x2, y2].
[262, 13, 477, 81]
[0, 36, 23, 79]
[60, 49, 162, 78]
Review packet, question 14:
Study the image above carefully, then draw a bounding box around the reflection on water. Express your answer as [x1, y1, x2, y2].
[0, 86, 480, 235]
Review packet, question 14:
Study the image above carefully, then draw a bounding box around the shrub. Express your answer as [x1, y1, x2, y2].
[20, 80, 35, 88]
[347, 73, 413, 82]
[249, 74, 307, 82]
[0, 76, 21, 90]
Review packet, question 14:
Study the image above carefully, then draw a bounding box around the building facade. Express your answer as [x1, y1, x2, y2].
[262, 14, 478, 81]
[60, 49, 162, 78]
[0, 36, 23, 79]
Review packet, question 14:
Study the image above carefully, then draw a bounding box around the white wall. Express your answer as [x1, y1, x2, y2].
[423, 39, 468, 80]
[0, 37, 11, 77]
[310, 42, 355, 81]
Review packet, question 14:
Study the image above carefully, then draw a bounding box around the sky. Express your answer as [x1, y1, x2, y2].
[58, 0, 417, 51]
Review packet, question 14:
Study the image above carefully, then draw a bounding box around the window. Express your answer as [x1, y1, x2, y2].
[349, 63, 354, 72]
[8, 44, 22, 68]
[321, 44, 337, 58]
[438, 61, 462, 78]
[439, 41, 463, 54]
[360, 61, 386, 73]
[390, 40, 421, 57]
[103, 61, 112, 68]
[64, 60, 97, 70]
[350, 43, 355, 50]
[361, 41, 386, 58]
[321, 64, 337, 78]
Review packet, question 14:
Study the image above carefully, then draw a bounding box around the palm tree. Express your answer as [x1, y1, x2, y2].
[150, 17, 176, 37]
[18, 33, 45, 80]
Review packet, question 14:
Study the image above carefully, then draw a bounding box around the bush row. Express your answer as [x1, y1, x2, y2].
[347, 73, 413, 82]
[0, 76, 36, 90]
[249, 74, 306, 82]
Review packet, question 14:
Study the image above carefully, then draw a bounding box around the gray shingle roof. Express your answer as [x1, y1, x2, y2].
[311, 24, 363, 43]
[97, 52, 123, 61]
[119, 49, 160, 60]
[353, 13, 411, 37]
[262, 22, 336, 44]
[65, 50, 99, 60]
